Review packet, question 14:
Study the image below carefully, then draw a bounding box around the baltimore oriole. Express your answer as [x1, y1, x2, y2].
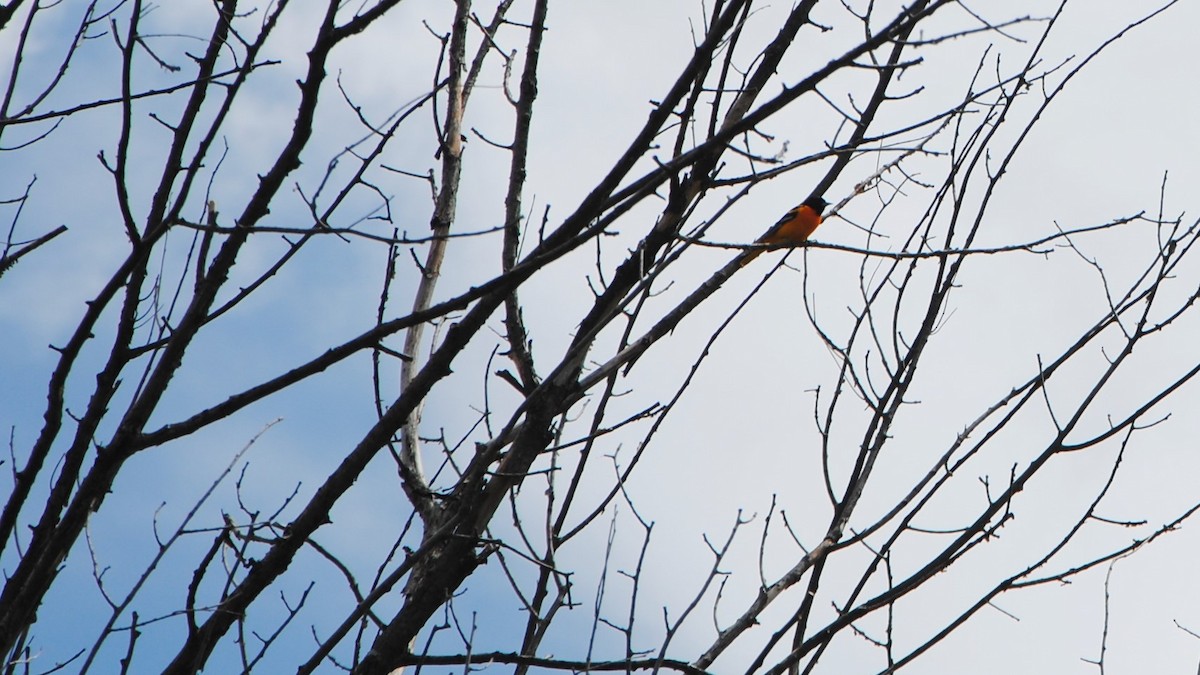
[740, 196, 828, 267]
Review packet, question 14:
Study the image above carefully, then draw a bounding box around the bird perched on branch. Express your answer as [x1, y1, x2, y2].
[740, 195, 828, 266]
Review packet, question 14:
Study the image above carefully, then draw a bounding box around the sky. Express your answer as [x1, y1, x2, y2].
[3, 0, 1200, 673]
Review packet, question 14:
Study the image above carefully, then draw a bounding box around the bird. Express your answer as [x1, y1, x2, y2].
[740, 195, 828, 267]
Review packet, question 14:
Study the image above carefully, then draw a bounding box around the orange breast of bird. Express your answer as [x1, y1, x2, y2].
[759, 204, 823, 245]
